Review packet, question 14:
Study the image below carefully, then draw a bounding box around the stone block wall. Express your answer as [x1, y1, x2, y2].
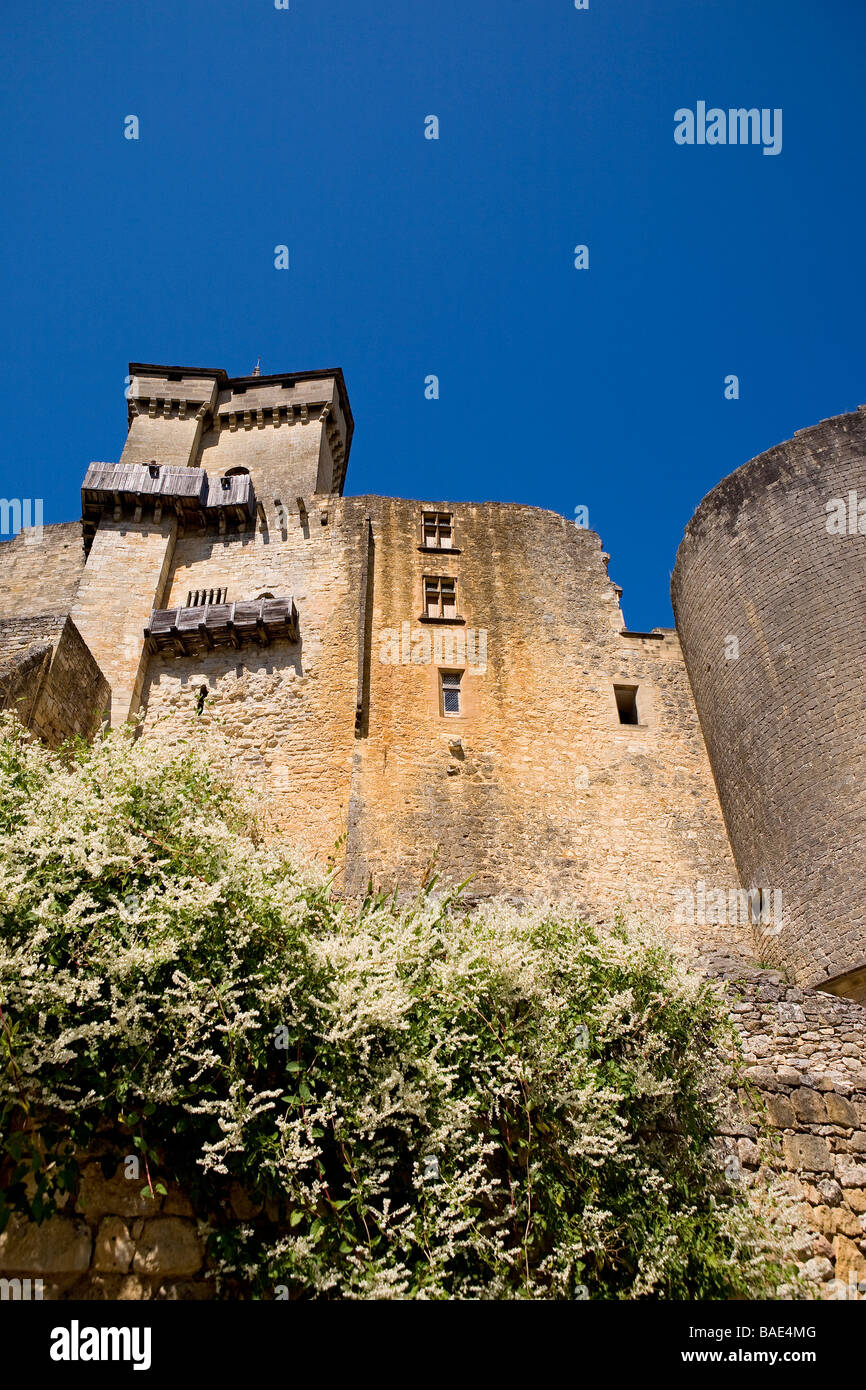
[0, 523, 86, 618]
[136, 494, 743, 941]
[0, 615, 109, 745]
[351, 498, 740, 929]
[140, 495, 370, 864]
[672, 409, 866, 994]
[71, 516, 178, 725]
[0, 1155, 212, 1301]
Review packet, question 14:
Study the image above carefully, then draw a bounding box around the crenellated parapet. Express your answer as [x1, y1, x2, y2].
[120, 363, 353, 503]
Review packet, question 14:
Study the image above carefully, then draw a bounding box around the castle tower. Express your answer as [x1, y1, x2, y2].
[672, 409, 866, 998]
[69, 362, 353, 723]
[122, 363, 353, 516]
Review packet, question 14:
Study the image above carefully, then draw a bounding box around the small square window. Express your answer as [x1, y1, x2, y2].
[441, 670, 462, 716]
[422, 511, 453, 549]
[614, 685, 639, 725]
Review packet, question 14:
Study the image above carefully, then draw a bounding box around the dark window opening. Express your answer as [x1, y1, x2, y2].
[441, 670, 462, 716]
[614, 685, 639, 725]
[225, 466, 249, 477]
[195, 685, 208, 715]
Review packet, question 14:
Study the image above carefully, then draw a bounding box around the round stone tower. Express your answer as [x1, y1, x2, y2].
[671, 408, 866, 997]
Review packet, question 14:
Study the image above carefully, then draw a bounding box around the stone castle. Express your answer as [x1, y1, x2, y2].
[3, 359, 866, 1300]
[0, 360, 863, 1003]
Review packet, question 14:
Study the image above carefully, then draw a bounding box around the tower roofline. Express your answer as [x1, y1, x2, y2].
[127, 362, 355, 457]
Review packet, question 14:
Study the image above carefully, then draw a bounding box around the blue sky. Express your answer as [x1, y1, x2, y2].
[2, 0, 864, 628]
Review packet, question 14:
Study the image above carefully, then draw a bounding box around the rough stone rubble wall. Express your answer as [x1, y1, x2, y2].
[0, 621, 58, 726]
[0, 1156, 212, 1301]
[702, 949, 866, 1296]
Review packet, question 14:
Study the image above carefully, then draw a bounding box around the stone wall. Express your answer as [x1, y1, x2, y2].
[122, 363, 352, 501]
[197, 375, 348, 500]
[699, 946, 866, 1297]
[121, 367, 219, 470]
[136, 494, 743, 939]
[0, 522, 86, 618]
[71, 516, 178, 725]
[672, 409, 866, 996]
[140, 495, 370, 864]
[0, 615, 109, 745]
[0, 1147, 213, 1301]
[0, 620, 58, 727]
[347, 498, 740, 930]
[6, 953, 866, 1300]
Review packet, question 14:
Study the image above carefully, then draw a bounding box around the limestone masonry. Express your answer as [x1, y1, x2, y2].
[0, 361, 863, 1004]
[2, 358, 866, 1298]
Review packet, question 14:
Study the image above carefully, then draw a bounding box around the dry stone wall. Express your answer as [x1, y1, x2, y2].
[0, 619, 58, 726]
[698, 945, 866, 1297]
[0, 1146, 213, 1301]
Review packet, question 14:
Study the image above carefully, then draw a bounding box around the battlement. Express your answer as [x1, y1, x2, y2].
[122, 363, 353, 505]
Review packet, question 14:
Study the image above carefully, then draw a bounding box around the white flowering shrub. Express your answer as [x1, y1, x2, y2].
[0, 713, 792, 1298]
